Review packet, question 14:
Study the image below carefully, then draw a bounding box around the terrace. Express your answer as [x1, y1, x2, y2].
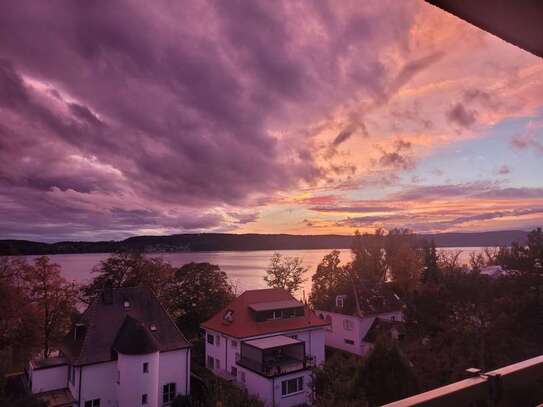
[236, 335, 313, 377]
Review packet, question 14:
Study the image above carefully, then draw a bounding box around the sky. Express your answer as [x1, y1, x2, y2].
[0, 0, 542, 242]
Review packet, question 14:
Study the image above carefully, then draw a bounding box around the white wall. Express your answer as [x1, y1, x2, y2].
[203, 327, 325, 406]
[117, 352, 159, 407]
[30, 364, 67, 394]
[80, 361, 117, 407]
[159, 348, 191, 398]
[317, 310, 370, 356]
[317, 310, 404, 356]
[239, 368, 313, 407]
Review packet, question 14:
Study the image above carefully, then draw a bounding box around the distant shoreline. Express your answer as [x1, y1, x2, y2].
[0, 230, 529, 256]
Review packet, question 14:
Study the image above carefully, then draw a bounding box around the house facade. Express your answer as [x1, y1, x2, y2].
[315, 284, 404, 356]
[26, 287, 191, 407]
[201, 288, 329, 407]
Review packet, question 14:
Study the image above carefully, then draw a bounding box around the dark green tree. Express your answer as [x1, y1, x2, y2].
[165, 262, 234, 337]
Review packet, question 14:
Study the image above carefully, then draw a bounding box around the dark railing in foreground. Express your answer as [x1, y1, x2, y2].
[383, 355, 543, 407]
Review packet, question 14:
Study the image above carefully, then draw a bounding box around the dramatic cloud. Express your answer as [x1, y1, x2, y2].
[0, 0, 542, 239]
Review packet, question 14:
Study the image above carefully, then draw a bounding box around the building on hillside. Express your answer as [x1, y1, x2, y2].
[315, 283, 404, 356]
[480, 265, 510, 278]
[201, 288, 329, 407]
[25, 287, 191, 407]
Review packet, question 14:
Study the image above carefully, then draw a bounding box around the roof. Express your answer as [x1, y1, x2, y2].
[244, 335, 301, 350]
[31, 356, 67, 370]
[357, 284, 403, 315]
[363, 317, 404, 343]
[60, 287, 190, 366]
[426, 0, 543, 59]
[201, 288, 329, 338]
[324, 283, 403, 316]
[35, 388, 75, 407]
[248, 299, 302, 312]
[113, 315, 160, 355]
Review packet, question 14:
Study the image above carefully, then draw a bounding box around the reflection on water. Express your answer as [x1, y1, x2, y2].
[26, 247, 484, 297]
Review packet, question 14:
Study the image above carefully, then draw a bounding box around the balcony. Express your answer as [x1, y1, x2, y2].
[236, 335, 314, 377]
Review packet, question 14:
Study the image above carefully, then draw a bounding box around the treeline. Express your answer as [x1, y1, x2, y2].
[0, 230, 529, 256]
[308, 227, 543, 406]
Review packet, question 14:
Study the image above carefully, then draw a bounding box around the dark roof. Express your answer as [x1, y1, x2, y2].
[363, 317, 404, 343]
[201, 288, 329, 338]
[325, 283, 403, 316]
[113, 315, 159, 355]
[61, 287, 190, 366]
[31, 356, 68, 370]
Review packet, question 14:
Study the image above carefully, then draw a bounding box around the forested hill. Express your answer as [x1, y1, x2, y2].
[0, 230, 529, 256]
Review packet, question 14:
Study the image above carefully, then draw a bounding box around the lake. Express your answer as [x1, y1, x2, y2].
[27, 247, 484, 297]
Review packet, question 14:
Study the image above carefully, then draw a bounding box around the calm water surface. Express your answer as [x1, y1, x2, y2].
[28, 247, 484, 296]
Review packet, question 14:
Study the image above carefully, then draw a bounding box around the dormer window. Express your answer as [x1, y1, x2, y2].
[336, 295, 346, 309]
[223, 310, 234, 322]
[149, 324, 157, 332]
[123, 300, 130, 309]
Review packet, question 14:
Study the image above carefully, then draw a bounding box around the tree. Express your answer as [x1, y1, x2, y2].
[361, 339, 419, 405]
[263, 253, 307, 293]
[23, 257, 77, 358]
[421, 240, 440, 284]
[165, 262, 234, 337]
[385, 229, 423, 293]
[309, 250, 348, 310]
[81, 252, 174, 303]
[312, 350, 368, 406]
[351, 229, 387, 284]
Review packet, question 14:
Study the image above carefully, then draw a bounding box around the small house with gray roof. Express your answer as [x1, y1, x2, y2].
[315, 283, 404, 356]
[25, 286, 191, 407]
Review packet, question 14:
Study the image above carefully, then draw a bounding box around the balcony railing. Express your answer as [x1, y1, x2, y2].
[236, 354, 315, 377]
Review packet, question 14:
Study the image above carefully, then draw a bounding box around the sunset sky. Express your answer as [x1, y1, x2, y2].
[0, 0, 542, 241]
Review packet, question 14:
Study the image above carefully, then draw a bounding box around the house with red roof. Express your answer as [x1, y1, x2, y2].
[25, 287, 191, 407]
[201, 288, 329, 406]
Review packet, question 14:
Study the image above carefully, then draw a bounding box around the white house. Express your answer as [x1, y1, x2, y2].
[25, 286, 191, 407]
[201, 288, 329, 407]
[315, 284, 404, 356]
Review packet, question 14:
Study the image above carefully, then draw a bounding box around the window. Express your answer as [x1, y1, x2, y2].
[207, 356, 215, 369]
[231, 340, 238, 348]
[143, 362, 149, 373]
[142, 394, 148, 405]
[336, 295, 345, 309]
[281, 377, 303, 396]
[215, 358, 220, 369]
[344, 339, 354, 345]
[343, 319, 353, 331]
[84, 400, 100, 407]
[207, 333, 214, 345]
[240, 371, 246, 383]
[123, 300, 130, 308]
[163, 383, 176, 404]
[231, 366, 237, 377]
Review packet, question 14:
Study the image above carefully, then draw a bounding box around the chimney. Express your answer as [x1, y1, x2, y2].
[102, 280, 114, 305]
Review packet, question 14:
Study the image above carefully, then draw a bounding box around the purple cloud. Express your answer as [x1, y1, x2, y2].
[0, 0, 427, 240]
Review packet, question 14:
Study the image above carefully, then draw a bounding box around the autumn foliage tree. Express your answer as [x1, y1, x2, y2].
[263, 252, 307, 293]
[23, 257, 78, 358]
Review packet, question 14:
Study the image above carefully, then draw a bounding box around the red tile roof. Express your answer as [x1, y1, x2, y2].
[201, 288, 329, 338]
